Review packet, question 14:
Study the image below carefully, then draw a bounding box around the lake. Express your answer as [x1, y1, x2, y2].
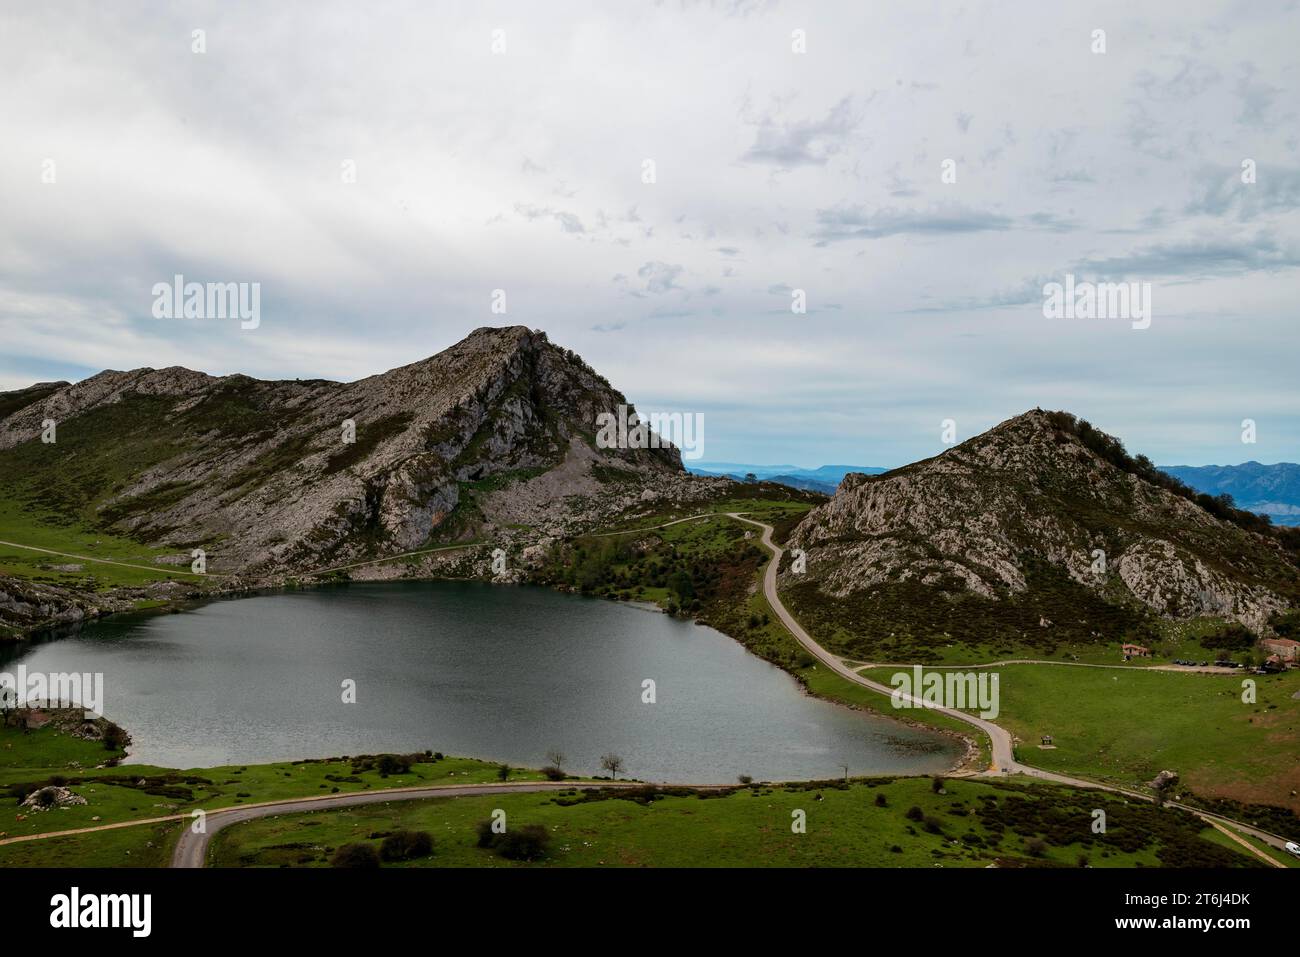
[2, 581, 959, 782]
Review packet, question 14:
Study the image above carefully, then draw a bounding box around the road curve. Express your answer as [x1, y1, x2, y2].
[728, 513, 1017, 774]
[171, 780, 681, 868]
[728, 512, 1293, 862]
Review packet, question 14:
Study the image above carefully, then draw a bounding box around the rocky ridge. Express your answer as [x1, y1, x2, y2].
[784, 410, 1299, 644]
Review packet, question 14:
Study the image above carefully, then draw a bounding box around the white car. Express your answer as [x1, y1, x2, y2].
[1285, 841, 1300, 858]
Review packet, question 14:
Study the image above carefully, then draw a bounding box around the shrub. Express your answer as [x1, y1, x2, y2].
[540, 765, 566, 781]
[905, 805, 924, 822]
[102, 722, 128, 752]
[1198, 624, 1256, 652]
[474, 819, 497, 848]
[330, 843, 380, 868]
[1025, 837, 1047, 857]
[495, 824, 551, 861]
[379, 830, 433, 862]
[376, 754, 411, 776]
[737, 774, 753, 785]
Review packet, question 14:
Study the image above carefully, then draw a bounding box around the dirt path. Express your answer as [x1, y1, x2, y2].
[0, 540, 220, 578]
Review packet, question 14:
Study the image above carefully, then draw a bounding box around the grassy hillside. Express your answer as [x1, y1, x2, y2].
[0, 498, 195, 590]
[206, 776, 1259, 869]
[861, 664, 1300, 822]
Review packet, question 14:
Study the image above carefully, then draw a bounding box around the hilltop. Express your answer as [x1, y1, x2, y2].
[781, 409, 1300, 662]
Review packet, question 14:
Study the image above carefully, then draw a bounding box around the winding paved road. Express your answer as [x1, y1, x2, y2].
[727, 512, 1291, 865]
[170, 780, 675, 868]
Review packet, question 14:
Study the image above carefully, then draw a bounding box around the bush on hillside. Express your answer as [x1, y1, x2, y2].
[330, 843, 380, 868]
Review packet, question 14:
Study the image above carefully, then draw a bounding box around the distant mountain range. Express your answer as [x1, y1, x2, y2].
[1159, 462, 1300, 527]
[691, 460, 1300, 522]
[688, 463, 888, 495]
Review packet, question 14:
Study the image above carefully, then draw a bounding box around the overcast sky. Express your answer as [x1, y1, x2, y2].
[2, 1, 1298, 467]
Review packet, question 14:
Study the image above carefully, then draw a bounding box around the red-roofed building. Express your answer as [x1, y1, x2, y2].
[1261, 638, 1299, 663]
[1121, 643, 1151, 659]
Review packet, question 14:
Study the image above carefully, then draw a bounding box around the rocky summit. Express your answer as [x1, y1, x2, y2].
[782, 409, 1300, 660]
[0, 327, 714, 580]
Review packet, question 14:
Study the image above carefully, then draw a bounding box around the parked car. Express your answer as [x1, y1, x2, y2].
[1285, 841, 1300, 858]
[1199, 661, 1208, 667]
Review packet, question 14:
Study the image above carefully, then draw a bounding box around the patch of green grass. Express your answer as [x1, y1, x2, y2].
[0, 720, 543, 842]
[1201, 825, 1299, 868]
[0, 498, 189, 589]
[0, 820, 179, 867]
[860, 664, 1300, 818]
[0, 718, 128, 772]
[207, 777, 1259, 868]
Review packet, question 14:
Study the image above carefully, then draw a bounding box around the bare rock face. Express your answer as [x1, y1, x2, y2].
[0, 327, 695, 580]
[22, 786, 88, 810]
[1148, 770, 1179, 790]
[786, 410, 1299, 639]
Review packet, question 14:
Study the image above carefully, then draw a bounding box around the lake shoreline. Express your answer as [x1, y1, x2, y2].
[7, 573, 975, 779]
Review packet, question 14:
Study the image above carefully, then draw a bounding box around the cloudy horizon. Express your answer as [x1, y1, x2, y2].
[2, 1, 1298, 468]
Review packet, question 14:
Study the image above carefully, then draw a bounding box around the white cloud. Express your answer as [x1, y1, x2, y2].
[1, 1, 1298, 467]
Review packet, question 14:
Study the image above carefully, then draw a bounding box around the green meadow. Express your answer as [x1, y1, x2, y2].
[862, 663, 1300, 816]
[0, 719, 542, 845]
[206, 776, 1259, 869]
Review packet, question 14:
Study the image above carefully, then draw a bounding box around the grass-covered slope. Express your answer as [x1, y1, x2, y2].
[205, 776, 1260, 869]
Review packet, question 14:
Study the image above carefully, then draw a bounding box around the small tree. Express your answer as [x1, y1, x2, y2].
[545, 749, 566, 772]
[497, 763, 511, 781]
[600, 753, 625, 779]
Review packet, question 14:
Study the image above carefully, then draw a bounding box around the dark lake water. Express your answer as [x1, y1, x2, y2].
[2, 582, 959, 782]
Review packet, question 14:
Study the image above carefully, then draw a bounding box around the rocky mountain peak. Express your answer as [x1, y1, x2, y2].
[784, 410, 1299, 654]
[0, 327, 696, 573]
